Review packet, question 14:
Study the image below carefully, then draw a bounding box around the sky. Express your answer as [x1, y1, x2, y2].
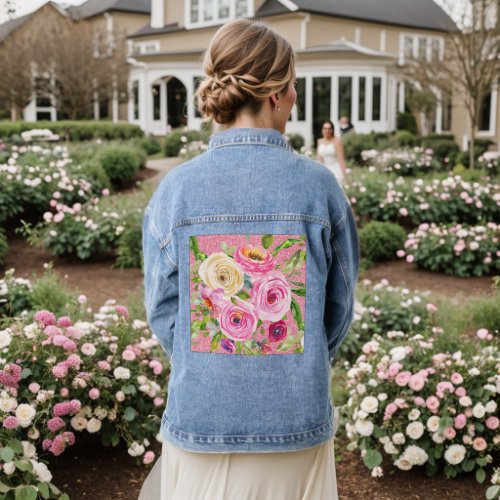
[0, 0, 466, 25]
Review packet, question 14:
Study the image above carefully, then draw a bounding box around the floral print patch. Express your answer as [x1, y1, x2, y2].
[190, 234, 306, 355]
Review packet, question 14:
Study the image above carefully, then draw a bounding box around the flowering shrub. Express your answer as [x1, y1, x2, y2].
[344, 328, 499, 484]
[0, 269, 32, 319]
[477, 151, 499, 178]
[361, 147, 445, 176]
[0, 301, 168, 495]
[179, 139, 208, 160]
[346, 175, 499, 227]
[399, 223, 500, 277]
[0, 228, 7, 267]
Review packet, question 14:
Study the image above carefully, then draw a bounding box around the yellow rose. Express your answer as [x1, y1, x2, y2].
[198, 253, 244, 297]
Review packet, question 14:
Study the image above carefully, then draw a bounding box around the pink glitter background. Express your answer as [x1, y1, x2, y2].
[190, 234, 306, 355]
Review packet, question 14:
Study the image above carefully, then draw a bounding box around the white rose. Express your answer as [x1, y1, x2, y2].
[86, 418, 102, 434]
[459, 396, 472, 407]
[462, 435, 473, 445]
[357, 410, 368, 419]
[427, 416, 440, 432]
[408, 409, 421, 421]
[379, 436, 390, 445]
[128, 442, 145, 457]
[377, 393, 388, 401]
[15, 404, 36, 428]
[395, 457, 413, 471]
[23, 323, 39, 339]
[389, 346, 407, 362]
[444, 444, 466, 465]
[22, 441, 37, 459]
[28, 428, 40, 440]
[371, 466, 383, 478]
[472, 403, 486, 419]
[384, 442, 399, 455]
[432, 432, 445, 444]
[198, 253, 244, 297]
[354, 419, 374, 437]
[115, 391, 125, 402]
[70, 416, 88, 431]
[0, 329, 12, 349]
[113, 367, 131, 380]
[3, 461, 15, 475]
[392, 433, 406, 445]
[356, 384, 367, 395]
[0, 396, 17, 412]
[469, 368, 480, 376]
[360, 396, 379, 414]
[31, 461, 52, 482]
[406, 422, 424, 440]
[485, 401, 497, 413]
[404, 445, 428, 466]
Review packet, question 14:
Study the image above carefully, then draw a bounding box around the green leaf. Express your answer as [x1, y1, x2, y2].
[9, 440, 23, 454]
[37, 483, 50, 499]
[476, 468, 486, 484]
[0, 447, 14, 462]
[271, 238, 301, 256]
[290, 297, 304, 330]
[236, 291, 251, 300]
[14, 460, 33, 472]
[122, 384, 137, 395]
[15, 486, 37, 500]
[60, 495, 70, 500]
[0, 481, 10, 493]
[262, 234, 274, 249]
[111, 434, 120, 447]
[462, 459, 475, 472]
[20, 368, 32, 379]
[486, 486, 500, 500]
[124, 407, 137, 422]
[292, 288, 306, 297]
[363, 449, 382, 469]
[189, 236, 207, 261]
[211, 331, 222, 352]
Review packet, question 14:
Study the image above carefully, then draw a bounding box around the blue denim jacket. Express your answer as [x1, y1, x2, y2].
[143, 128, 359, 453]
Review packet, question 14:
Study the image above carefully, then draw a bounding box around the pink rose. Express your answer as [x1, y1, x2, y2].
[115, 305, 129, 319]
[414, 397, 426, 407]
[34, 310, 56, 328]
[52, 364, 68, 378]
[268, 320, 288, 342]
[388, 362, 402, 378]
[143, 451, 155, 465]
[426, 396, 440, 413]
[454, 414, 467, 429]
[250, 271, 292, 322]
[408, 374, 425, 392]
[28, 383, 40, 394]
[485, 417, 499, 430]
[472, 437, 487, 452]
[153, 397, 164, 407]
[60, 388, 69, 397]
[455, 387, 467, 397]
[395, 371, 412, 387]
[476, 328, 489, 339]
[443, 426, 456, 439]
[89, 388, 100, 400]
[234, 245, 276, 276]
[122, 349, 136, 361]
[218, 298, 258, 341]
[57, 316, 73, 328]
[426, 303, 438, 313]
[97, 360, 111, 371]
[200, 287, 225, 316]
[450, 373, 463, 385]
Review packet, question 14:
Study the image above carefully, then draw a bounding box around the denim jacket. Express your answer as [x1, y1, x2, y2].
[143, 128, 359, 453]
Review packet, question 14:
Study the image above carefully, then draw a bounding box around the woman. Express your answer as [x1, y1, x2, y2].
[141, 19, 358, 500]
[317, 120, 349, 185]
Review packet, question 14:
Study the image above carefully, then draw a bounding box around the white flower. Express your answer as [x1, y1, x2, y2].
[128, 442, 145, 457]
[371, 466, 383, 478]
[379, 436, 390, 445]
[389, 346, 407, 362]
[427, 416, 440, 432]
[31, 461, 52, 482]
[0, 396, 17, 412]
[115, 391, 125, 402]
[459, 396, 472, 407]
[463, 435, 473, 445]
[15, 404, 36, 428]
[404, 445, 428, 466]
[485, 401, 497, 413]
[384, 442, 399, 454]
[432, 432, 445, 444]
[354, 419, 374, 437]
[472, 403, 486, 419]
[406, 422, 424, 440]
[0, 329, 12, 349]
[395, 457, 413, 471]
[469, 368, 480, 376]
[377, 393, 388, 401]
[3, 462, 15, 475]
[408, 409, 421, 421]
[113, 367, 131, 380]
[444, 444, 466, 465]
[22, 441, 37, 459]
[392, 433, 406, 445]
[28, 428, 40, 440]
[360, 396, 379, 414]
[356, 384, 367, 395]
[86, 418, 102, 434]
[70, 416, 88, 431]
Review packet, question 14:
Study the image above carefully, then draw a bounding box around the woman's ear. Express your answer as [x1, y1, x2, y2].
[270, 93, 280, 109]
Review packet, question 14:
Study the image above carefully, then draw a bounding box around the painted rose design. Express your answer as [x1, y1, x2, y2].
[190, 234, 306, 355]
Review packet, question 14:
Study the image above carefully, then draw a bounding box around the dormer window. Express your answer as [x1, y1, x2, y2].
[187, 0, 253, 28]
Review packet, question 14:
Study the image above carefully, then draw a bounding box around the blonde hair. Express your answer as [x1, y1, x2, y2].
[196, 19, 295, 125]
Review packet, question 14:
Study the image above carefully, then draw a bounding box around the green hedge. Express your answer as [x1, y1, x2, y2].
[96, 145, 144, 188]
[359, 221, 407, 264]
[0, 121, 144, 141]
[396, 112, 418, 135]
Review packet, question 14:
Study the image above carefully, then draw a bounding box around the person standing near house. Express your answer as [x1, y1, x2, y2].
[339, 116, 355, 136]
[141, 19, 358, 500]
[317, 120, 349, 185]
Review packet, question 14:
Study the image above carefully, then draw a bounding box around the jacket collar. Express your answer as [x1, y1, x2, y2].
[208, 128, 293, 151]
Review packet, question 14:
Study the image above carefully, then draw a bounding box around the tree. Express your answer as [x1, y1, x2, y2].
[402, 0, 500, 168]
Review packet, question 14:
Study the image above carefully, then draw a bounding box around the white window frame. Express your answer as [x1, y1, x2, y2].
[399, 32, 444, 65]
[185, 0, 254, 29]
[477, 81, 498, 136]
[133, 40, 161, 55]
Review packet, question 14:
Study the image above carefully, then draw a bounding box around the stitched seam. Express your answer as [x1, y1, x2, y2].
[161, 243, 178, 270]
[209, 141, 292, 152]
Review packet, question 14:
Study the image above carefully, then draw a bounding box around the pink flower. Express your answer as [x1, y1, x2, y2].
[68, 400, 81, 415]
[77, 295, 87, 304]
[143, 451, 155, 465]
[396, 250, 405, 258]
[233, 245, 276, 276]
[42, 439, 52, 451]
[122, 349, 136, 362]
[426, 396, 440, 413]
[63, 340, 77, 352]
[149, 360, 163, 375]
[63, 432, 75, 446]
[66, 326, 84, 339]
[89, 388, 100, 400]
[450, 373, 463, 385]
[53, 334, 70, 347]
[115, 305, 129, 319]
[34, 310, 56, 328]
[250, 271, 292, 322]
[28, 383, 40, 394]
[414, 397, 426, 407]
[218, 298, 258, 341]
[97, 360, 111, 371]
[406, 255, 415, 263]
[485, 416, 499, 430]
[60, 388, 69, 397]
[153, 397, 164, 407]
[409, 375, 425, 392]
[102, 188, 110, 196]
[437, 381, 454, 397]
[395, 371, 412, 387]
[57, 316, 73, 328]
[53, 402, 71, 417]
[81, 343, 96, 356]
[455, 387, 467, 397]
[66, 354, 82, 368]
[200, 287, 225, 315]
[52, 364, 68, 378]
[476, 328, 489, 340]
[268, 320, 288, 342]
[454, 414, 467, 429]
[2, 416, 19, 429]
[44, 325, 62, 337]
[472, 437, 487, 452]
[388, 362, 402, 378]
[49, 435, 66, 456]
[47, 417, 65, 433]
[443, 426, 456, 439]
[426, 303, 438, 313]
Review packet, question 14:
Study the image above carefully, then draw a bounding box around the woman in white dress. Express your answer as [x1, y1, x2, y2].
[316, 120, 349, 185]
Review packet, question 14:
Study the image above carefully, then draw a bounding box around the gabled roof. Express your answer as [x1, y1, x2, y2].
[299, 39, 396, 58]
[256, 0, 458, 32]
[67, 0, 150, 20]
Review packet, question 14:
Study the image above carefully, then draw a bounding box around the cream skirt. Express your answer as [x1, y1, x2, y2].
[139, 438, 339, 500]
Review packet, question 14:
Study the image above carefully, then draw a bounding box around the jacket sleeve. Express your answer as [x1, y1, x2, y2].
[142, 206, 179, 360]
[324, 202, 359, 363]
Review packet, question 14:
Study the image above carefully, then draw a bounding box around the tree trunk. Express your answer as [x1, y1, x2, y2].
[469, 131, 475, 169]
[10, 106, 17, 121]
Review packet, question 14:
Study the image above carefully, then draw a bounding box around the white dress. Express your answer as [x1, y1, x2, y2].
[317, 142, 345, 184]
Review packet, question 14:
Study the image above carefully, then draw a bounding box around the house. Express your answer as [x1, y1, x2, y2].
[0, 0, 150, 122]
[127, 0, 464, 146]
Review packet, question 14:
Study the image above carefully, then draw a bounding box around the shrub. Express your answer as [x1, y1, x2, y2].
[471, 292, 500, 334]
[115, 214, 143, 269]
[164, 130, 210, 157]
[359, 222, 407, 263]
[285, 133, 305, 151]
[81, 159, 111, 192]
[0, 269, 32, 318]
[0, 228, 7, 267]
[396, 112, 418, 135]
[400, 222, 500, 277]
[136, 136, 162, 156]
[29, 267, 75, 316]
[394, 130, 418, 147]
[96, 146, 142, 188]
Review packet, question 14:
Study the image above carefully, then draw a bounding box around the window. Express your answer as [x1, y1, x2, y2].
[295, 78, 306, 121]
[338, 77, 352, 121]
[441, 90, 452, 132]
[152, 84, 161, 120]
[358, 77, 366, 121]
[132, 81, 139, 120]
[401, 34, 443, 63]
[312, 77, 331, 140]
[404, 35, 413, 60]
[188, 0, 250, 26]
[478, 91, 492, 132]
[372, 77, 382, 121]
[430, 38, 440, 61]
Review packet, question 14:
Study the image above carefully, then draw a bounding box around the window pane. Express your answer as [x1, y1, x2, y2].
[338, 76, 352, 121]
[431, 39, 440, 61]
[193, 76, 203, 118]
[191, 0, 199, 23]
[372, 77, 382, 121]
[404, 36, 413, 59]
[296, 78, 306, 121]
[152, 84, 161, 120]
[219, 0, 230, 18]
[479, 92, 492, 131]
[418, 37, 427, 59]
[358, 76, 366, 121]
[204, 0, 213, 21]
[312, 77, 331, 140]
[133, 81, 139, 120]
[236, 0, 247, 17]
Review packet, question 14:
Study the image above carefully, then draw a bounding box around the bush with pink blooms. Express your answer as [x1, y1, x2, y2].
[343, 327, 499, 484]
[399, 222, 499, 277]
[0, 301, 168, 497]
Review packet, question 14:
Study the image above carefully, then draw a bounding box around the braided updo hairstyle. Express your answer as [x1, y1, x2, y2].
[196, 19, 295, 125]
